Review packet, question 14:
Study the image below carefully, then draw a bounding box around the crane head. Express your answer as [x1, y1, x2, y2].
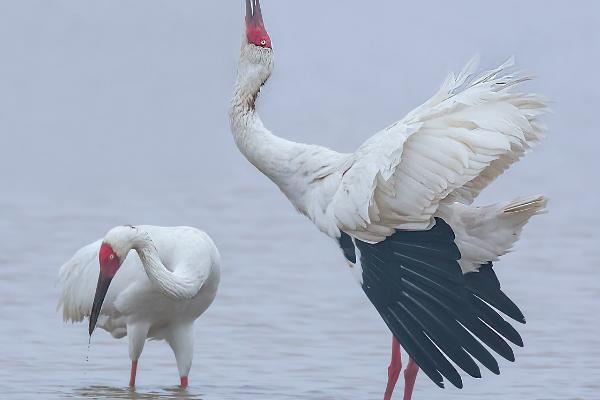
[245, 0, 271, 49]
[89, 242, 123, 336]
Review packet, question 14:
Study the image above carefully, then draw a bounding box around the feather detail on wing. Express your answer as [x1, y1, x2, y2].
[57, 239, 141, 324]
[58, 240, 102, 322]
[437, 195, 548, 273]
[329, 57, 547, 242]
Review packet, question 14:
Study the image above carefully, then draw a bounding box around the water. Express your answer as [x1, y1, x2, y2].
[0, 1, 599, 399]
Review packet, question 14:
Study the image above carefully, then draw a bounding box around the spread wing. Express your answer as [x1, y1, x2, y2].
[355, 218, 525, 388]
[329, 57, 547, 242]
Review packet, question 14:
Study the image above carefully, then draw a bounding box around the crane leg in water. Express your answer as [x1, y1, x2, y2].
[129, 361, 138, 387]
[384, 336, 420, 400]
[403, 357, 420, 400]
[166, 323, 194, 389]
[127, 322, 150, 387]
[384, 336, 402, 400]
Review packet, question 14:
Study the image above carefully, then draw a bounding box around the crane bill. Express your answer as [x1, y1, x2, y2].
[246, 0, 265, 26]
[89, 273, 113, 336]
[254, 0, 263, 20]
[246, 0, 252, 20]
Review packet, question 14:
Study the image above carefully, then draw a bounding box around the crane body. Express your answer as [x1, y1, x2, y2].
[59, 225, 220, 388]
[230, 1, 548, 399]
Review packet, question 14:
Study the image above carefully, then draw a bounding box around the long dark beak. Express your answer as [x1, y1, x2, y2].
[89, 272, 113, 336]
[246, 0, 264, 25]
[254, 0, 263, 22]
[246, 0, 252, 20]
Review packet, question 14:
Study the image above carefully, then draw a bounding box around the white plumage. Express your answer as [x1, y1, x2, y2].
[327, 56, 547, 242]
[439, 195, 548, 273]
[58, 225, 220, 387]
[230, 1, 548, 398]
[231, 49, 547, 254]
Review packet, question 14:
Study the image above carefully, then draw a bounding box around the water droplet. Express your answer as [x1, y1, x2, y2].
[85, 339, 91, 371]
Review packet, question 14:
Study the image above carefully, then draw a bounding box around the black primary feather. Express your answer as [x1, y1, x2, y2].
[338, 232, 356, 263]
[351, 218, 525, 389]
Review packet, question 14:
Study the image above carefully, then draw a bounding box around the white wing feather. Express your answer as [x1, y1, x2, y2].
[329, 57, 547, 242]
[58, 240, 102, 323]
[57, 240, 149, 334]
[437, 195, 548, 273]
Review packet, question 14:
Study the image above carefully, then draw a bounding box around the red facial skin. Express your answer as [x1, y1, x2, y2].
[245, 0, 271, 49]
[246, 22, 271, 49]
[99, 243, 120, 278]
[90, 243, 121, 336]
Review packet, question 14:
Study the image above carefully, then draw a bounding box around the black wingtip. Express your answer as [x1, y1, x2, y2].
[354, 220, 525, 391]
[514, 335, 524, 348]
[465, 263, 526, 324]
[468, 294, 524, 347]
[506, 349, 516, 362]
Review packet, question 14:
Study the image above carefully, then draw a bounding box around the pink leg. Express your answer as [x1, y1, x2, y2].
[129, 360, 138, 387]
[384, 336, 402, 400]
[180, 376, 188, 388]
[402, 357, 420, 400]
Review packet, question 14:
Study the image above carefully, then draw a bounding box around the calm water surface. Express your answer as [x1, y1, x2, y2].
[1, 180, 599, 400]
[0, 1, 599, 399]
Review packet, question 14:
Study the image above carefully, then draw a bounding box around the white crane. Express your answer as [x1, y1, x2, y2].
[58, 225, 220, 388]
[230, 1, 547, 399]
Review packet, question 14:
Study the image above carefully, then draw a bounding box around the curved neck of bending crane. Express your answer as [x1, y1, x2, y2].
[229, 43, 306, 183]
[133, 236, 199, 300]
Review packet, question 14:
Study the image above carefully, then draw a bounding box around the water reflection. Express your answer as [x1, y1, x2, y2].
[67, 385, 204, 400]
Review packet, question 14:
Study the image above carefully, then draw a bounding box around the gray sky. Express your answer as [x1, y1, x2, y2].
[0, 0, 598, 209]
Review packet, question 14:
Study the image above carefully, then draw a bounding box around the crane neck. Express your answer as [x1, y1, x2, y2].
[229, 42, 308, 184]
[132, 234, 200, 300]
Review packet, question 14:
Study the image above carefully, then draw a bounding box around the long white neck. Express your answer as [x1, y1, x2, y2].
[229, 43, 308, 184]
[133, 235, 200, 300]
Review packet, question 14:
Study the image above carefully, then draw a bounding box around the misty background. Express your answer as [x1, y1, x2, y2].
[0, 1, 598, 399]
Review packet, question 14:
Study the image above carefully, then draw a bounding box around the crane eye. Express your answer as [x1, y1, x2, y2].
[260, 39, 267, 46]
[109, 254, 115, 261]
